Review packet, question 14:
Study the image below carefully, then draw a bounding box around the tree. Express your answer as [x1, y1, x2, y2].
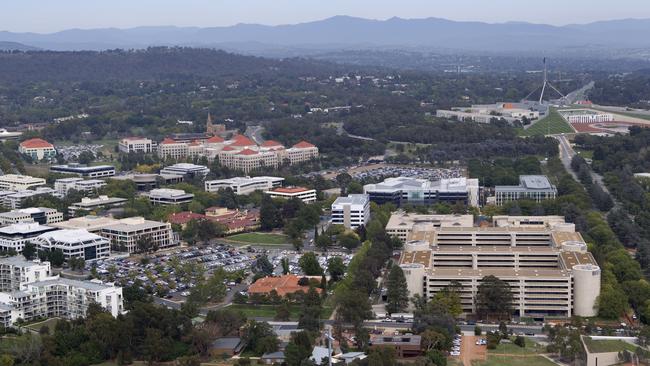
[598, 284, 628, 319]
[260, 195, 280, 230]
[206, 308, 247, 336]
[252, 255, 274, 276]
[22, 243, 36, 260]
[281, 257, 290, 275]
[284, 332, 313, 366]
[475, 275, 513, 320]
[474, 326, 482, 336]
[421, 329, 447, 352]
[336, 173, 352, 195]
[338, 232, 361, 251]
[299, 252, 323, 276]
[514, 335, 526, 348]
[315, 234, 332, 251]
[327, 257, 346, 282]
[274, 301, 291, 321]
[366, 346, 396, 366]
[386, 265, 409, 314]
[336, 286, 372, 326]
[78, 150, 95, 165]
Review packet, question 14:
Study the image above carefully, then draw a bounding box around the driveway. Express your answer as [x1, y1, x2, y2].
[460, 335, 486, 366]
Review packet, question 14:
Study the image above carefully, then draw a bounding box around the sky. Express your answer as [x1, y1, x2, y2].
[2, 0, 650, 33]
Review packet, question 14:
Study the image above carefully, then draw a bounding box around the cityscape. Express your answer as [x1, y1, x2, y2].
[1, 2, 650, 366]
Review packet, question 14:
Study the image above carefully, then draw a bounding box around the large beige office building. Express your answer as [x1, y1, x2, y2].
[391, 212, 601, 318]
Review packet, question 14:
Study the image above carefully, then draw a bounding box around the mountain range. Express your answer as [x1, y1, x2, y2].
[1, 16, 650, 53]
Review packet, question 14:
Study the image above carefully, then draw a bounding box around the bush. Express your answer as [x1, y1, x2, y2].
[474, 326, 482, 336]
[514, 335, 526, 348]
[298, 277, 309, 286]
[486, 332, 501, 350]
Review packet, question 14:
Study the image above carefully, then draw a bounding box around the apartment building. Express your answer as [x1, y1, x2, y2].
[54, 177, 106, 196]
[118, 137, 155, 153]
[100, 217, 176, 253]
[159, 163, 210, 179]
[393, 212, 600, 318]
[0, 174, 46, 191]
[0, 256, 51, 292]
[0, 207, 63, 225]
[495, 175, 557, 206]
[364, 177, 480, 208]
[331, 194, 370, 229]
[50, 164, 116, 178]
[265, 187, 317, 204]
[205, 176, 284, 195]
[68, 196, 128, 216]
[0, 223, 59, 252]
[146, 188, 194, 205]
[18, 138, 56, 160]
[32, 229, 111, 260]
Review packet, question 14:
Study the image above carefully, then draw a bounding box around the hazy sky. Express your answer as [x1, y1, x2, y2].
[3, 0, 650, 33]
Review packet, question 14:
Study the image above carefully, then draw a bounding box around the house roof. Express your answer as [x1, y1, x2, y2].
[189, 140, 202, 146]
[211, 337, 245, 353]
[207, 136, 225, 143]
[261, 140, 283, 147]
[160, 138, 177, 145]
[270, 186, 312, 194]
[230, 134, 255, 147]
[20, 138, 53, 149]
[248, 274, 322, 296]
[237, 148, 259, 156]
[167, 211, 206, 225]
[292, 140, 315, 149]
[221, 146, 235, 151]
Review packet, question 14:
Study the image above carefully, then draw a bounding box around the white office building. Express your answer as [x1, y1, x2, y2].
[2, 188, 58, 210]
[54, 177, 106, 196]
[101, 217, 177, 253]
[146, 188, 194, 205]
[0, 256, 51, 292]
[205, 176, 284, 195]
[0, 174, 46, 191]
[31, 229, 110, 261]
[50, 164, 115, 178]
[118, 137, 155, 153]
[495, 175, 557, 206]
[68, 195, 128, 216]
[0, 223, 59, 253]
[364, 177, 480, 208]
[265, 187, 317, 204]
[159, 163, 210, 179]
[0, 207, 63, 226]
[331, 194, 370, 229]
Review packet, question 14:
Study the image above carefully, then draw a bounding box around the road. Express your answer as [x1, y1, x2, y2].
[564, 81, 594, 105]
[245, 125, 266, 145]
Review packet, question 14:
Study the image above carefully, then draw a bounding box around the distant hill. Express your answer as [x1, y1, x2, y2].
[1, 16, 650, 53]
[0, 41, 38, 51]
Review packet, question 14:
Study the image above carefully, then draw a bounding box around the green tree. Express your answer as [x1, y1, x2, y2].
[22, 242, 36, 260]
[274, 301, 291, 321]
[327, 257, 346, 282]
[299, 252, 323, 276]
[284, 331, 313, 366]
[386, 265, 409, 314]
[260, 195, 280, 230]
[338, 231, 361, 251]
[475, 275, 513, 320]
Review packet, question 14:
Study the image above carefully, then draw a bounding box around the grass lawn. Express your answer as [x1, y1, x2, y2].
[228, 304, 333, 320]
[488, 338, 543, 355]
[24, 317, 61, 333]
[583, 337, 639, 353]
[520, 108, 574, 136]
[472, 355, 556, 366]
[227, 232, 290, 245]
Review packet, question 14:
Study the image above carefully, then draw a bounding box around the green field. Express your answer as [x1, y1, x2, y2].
[227, 304, 333, 320]
[473, 355, 556, 366]
[24, 317, 61, 333]
[583, 337, 639, 353]
[488, 339, 543, 355]
[227, 232, 290, 245]
[520, 108, 574, 136]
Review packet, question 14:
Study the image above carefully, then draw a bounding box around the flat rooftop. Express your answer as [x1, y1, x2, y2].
[427, 267, 570, 279]
[333, 194, 368, 206]
[0, 256, 46, 267]
[560, 251, 598, 268]
[400, 250, 432, 267]
[386, 213, 474, 229]
[495, 175, 556, 192]
[551, 231, 585, 245]
[431, 245, 558, 254]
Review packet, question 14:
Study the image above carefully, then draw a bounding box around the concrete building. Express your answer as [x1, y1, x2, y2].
[265, 187, 317, 204]
[205, 176, 284, 195]
[18, 138, 56, 160]
[495, 175, 557, 206]
[109, 173, 183, 191]
[159, 163, 210, 179]
[2, 188, 58, 210]
[436, 102, 542, 124]
[51, 215, 119, 233]
[0, 174, 46, 191]
[157, 138, 189, 160]
[558, 109, 614, 124]
[331, 194, 370, 229]
[54, 177, 106, 196]
[68, 196, 128, 216]
[32, 229, 111, 260]
[100, 217, 177, 253]
[50, 164, 115, 178]
[146, 188, 194, 205]
[118, 137, 155, 153]
[0, 223, 59, 252]
[0, 256, 51, 292]
[394, 213, 600, 318]
[364, 177, 480, 208]
[369, 334, 422, 358]
[0, 207, 63, 226]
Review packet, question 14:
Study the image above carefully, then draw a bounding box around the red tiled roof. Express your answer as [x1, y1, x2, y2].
[237, 148, 258, 156]
[292, 140, 315, 149]
[230, 134, 255, 147]
[168, 211, 206, 225]
[189, 140, 202, 146]
[261, 140, 283, 147]
[160, 138, 178, 145]
[221, 146, 235, 151]
[248, 274, 322, 296]
[271, 186, 311, 194]
[20, 138, 53, 149]
[207, 136, 225, 143]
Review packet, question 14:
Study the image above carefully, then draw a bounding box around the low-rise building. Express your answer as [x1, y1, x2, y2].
[50, 164, 116, 178]
[18, 138, 56, 160]
[205, 207, 260, 234]
[369, 334, 422, 358]
[331, 194, 370, 229]
[146, 188, 194, 205]
[0, 174, 46, 191]
[2, 188, 58, 210]
[205, 176, 284, 195]
[0, 207, 63, 225]
[100, 217, 177, 253]
[495, 175, 557, 206]
[51, 215, 119, 233]
[364, 177, 480, 207]
[68, 195, 128, 216]
[157, 138, 189, 160]
[265, 187, 317, 204]
[0, 223, 59, 252]
[54, 177, 106, 196]
[32, 229, 111, 260]
[118, 137, 155, 153]
[109, 173, 183, 191]
[159, 163, 210, 179]
[0, 256, 51, 292]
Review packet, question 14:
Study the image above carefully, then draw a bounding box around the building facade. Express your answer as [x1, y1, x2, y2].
[68, 196, 128, 216]
[118, 137, 155, 153]
[0, 207, 63, 226]
[0, 174, 46, 191]
[100, 217, 177, 253]
[0, 257, 51, 292]
[364, 177, 480, 208]
[50, 164, 116, 178]
[205, 176, 284, 195]
[495, 175, 557, 206]
[159, 163, 210, 179]
[18, 138, 56, 160]
[0, 223, 59, 253]
[31, 229, 111, 260]
[331, 194, 370, 229]
[265, 187, 317, 204]
[54, 177, 106, 196]
[146, 188, 194, 205]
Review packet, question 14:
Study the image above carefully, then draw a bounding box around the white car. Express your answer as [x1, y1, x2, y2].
[450, 351, 460, 356]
